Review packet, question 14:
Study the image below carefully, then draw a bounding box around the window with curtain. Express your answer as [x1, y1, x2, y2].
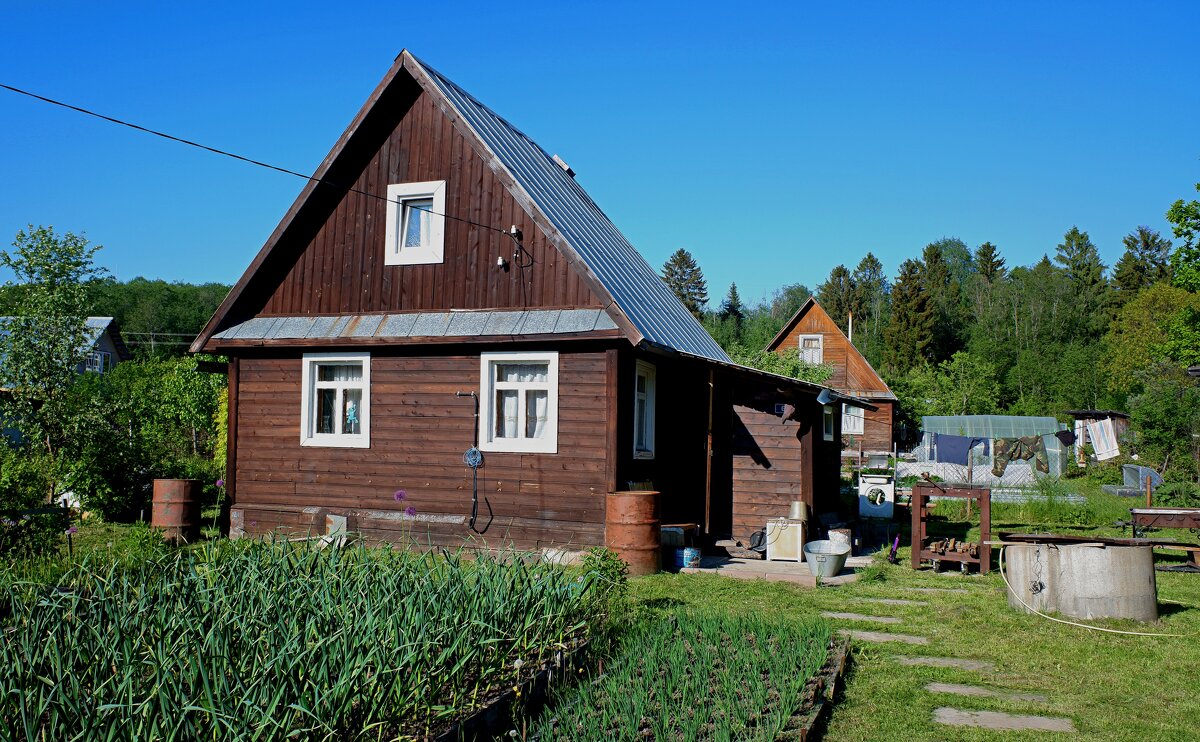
[301, 353, 370, 448]
[385, 181, 446, 266]
[842, 403, 864, 435]
[633, 360, 656, 459]
[799, 335, 823, 364]
[480, 352, 558, 453]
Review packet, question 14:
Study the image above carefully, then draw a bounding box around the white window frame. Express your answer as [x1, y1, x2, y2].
[842, 403, 864, 435]
[799, 334, 824, 364]
[633, 360, 656, 460]
[85, 350, 111, 373]
[479, 351, 559, 454]
[300, 352, 371, 448]
[823, 405, 835, 441]
[384, 180, 447, 266]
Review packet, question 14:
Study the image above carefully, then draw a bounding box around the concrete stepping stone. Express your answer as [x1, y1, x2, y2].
[926, 682, 1048, 703]
[839, 629, 929, 645]
[895, 656, 995, 672]
[898, 587, 971, 594]
[822, 611, 901, 624]
[934, 707, 1075, 733]
[857, 597, 928, 606]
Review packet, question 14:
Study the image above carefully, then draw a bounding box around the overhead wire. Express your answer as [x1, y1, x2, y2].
[0, 82, 516, 238]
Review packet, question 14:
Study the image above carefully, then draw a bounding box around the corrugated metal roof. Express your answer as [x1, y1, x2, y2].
[414, 57, 732, 365]
[212, 309, 618, 341]
[1, 316, 115, 352]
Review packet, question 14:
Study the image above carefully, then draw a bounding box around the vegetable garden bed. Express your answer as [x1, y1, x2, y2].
[0, 539, 604, 740]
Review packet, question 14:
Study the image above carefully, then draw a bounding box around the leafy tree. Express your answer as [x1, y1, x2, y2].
[767, 283, 812, 324]
[887, 352, 999, 421]
[1128, 362, 1200, 479]
[816, 265, 855, 332]
[1112, 226, 1172, 303]
[0, 226, 105, 503]
[1104, 284, 1200, 394]
[1167, 181, 1200, 292]
[661, 248, 708, 318]
[884, 259, 934, 372]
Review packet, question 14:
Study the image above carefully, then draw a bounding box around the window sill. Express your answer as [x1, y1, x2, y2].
[302, 436, 370, 449]
[479, 440, 558, 455]
[633, 451, 655, 460]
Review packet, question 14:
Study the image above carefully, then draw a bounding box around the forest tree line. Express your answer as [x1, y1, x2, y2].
[663, 181, 1200, 479]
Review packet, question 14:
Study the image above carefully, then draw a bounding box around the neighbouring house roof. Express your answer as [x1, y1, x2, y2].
[0, 316, 130, 361]
[764, 297, 895, 400]
[1064, 409, 1130, 420]
[192, 51, 730, 365]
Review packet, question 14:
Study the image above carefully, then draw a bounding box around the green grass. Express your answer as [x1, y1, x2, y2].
[628, 543, 1200, 740]
[528, 611, 831, 741]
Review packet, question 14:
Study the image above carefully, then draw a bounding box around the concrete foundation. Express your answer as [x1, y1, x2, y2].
[1004, 543, 1157, 621]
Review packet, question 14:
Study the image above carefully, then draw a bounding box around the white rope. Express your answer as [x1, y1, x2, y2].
[997, 545, 1185, 638]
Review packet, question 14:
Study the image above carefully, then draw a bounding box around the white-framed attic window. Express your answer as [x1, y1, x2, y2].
[842, 403, 864, 435]
[85, 350, 111, 373]
[384, 180, 446, 265]
[300, 353, 370, 448]
[799, 334, 823, 364]
[633, 360, 656, 459]
[479, 351, 558, 454]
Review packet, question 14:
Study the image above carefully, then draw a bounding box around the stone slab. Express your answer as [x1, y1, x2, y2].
[898, 587, 971, 594]
[895, 656, 995, 672]
[822, 611, 902, 624]
[933, 707, 1075, 733]
[839, 629, 929, 645]
[925, 682, 1048, 703]
[858, 598, 929, 606]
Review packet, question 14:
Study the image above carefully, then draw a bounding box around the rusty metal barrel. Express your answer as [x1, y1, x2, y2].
[605, 490, 661, 576]
[152, 479, 202, 543]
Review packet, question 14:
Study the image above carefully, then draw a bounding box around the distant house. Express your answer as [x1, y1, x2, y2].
[765, 298, 896, 452]
[191, 51, 868, 553]
[0, 316, 130, 380]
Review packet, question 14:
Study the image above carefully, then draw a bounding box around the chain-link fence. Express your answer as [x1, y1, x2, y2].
[897, 415, 1070, 489]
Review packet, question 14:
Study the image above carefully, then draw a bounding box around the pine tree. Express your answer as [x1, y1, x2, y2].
[1054, 226, 1109, 337]
[851, 253, 889, 364]
[718, 282, 745, 324]
[816, 265, 856, 332]
[920, 240, 966, 363]
[1112, 226, 1172, 302]
[661, 248, 708, 318]
[884, 259, 934, 372]
[974, 242, 1007, 283]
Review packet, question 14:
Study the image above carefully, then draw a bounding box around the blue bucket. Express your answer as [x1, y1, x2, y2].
[672, 547, 701, 569]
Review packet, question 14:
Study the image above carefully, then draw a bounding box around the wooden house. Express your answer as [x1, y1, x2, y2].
[192, 52, 866, 553]
[0, 316, 130, 377]
[765, 299, 896, 453]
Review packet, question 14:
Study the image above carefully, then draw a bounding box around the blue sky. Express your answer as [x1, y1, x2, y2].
[1, 1, 1197, 306]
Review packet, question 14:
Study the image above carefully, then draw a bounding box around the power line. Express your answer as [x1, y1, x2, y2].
[0, 82, 513, 237]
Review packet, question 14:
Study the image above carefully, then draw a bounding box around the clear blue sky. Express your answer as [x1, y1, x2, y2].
[2, 1, 1197, 306]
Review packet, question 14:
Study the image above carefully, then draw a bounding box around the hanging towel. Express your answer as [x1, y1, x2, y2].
[934, 434, 987, 466]
[1087, 419, 1120, 461]
[992, 435, 1050, 476]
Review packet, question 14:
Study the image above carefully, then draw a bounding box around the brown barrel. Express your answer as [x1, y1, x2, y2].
[605, 490, 661, 576]
[152, 479, 202, 543]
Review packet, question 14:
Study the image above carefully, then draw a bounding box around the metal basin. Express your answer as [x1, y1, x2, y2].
[804, 539, 851, 578]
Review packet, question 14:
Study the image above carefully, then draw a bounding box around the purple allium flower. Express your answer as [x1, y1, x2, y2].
[393, 489, 407, 502]
[65, 526, 78, 535]
[404, 505, 417, 517]
[215, 479, 225, 488]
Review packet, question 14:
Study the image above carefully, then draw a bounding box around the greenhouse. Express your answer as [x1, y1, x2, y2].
[900, 414, 1071, 488]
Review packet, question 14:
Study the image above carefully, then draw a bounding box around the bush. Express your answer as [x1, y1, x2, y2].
[1156, 482, 1200, 509]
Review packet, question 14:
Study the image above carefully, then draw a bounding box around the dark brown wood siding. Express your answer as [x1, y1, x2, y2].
[231, 348, 612, 551]
[249, 88, 601, 318]
[845, 400, 894, 453]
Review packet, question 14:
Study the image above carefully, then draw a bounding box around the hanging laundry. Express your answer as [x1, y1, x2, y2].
[1054, 429, 1077, 446]
[934, 434, 987, 466]
[992, 435, 1050, 476]
[1087, 419, 1120, 461]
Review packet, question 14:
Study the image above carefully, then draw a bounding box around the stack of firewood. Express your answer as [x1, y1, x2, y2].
[925, 538, 979, 558]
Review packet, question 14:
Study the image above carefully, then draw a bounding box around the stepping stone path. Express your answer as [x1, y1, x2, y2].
[822, 611, 901, 624]
[857, 597, 928, 606]
[933, 707, 1076, 733]
[926, 682, 1048, 703]
[897, 586, 971, 594]
[895, 656, 995, 672]
[839, 629, 929, 645]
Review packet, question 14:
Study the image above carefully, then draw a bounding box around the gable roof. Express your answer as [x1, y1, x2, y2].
[192, 51, 730, 364]
[765, 297, 894, 400]
[0, 316, 131, 363]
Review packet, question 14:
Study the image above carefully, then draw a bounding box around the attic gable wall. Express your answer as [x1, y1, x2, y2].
[239, 85, 602, 319]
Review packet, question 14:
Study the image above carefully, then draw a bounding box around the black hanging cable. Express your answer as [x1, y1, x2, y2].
[0, 82, 510, 236]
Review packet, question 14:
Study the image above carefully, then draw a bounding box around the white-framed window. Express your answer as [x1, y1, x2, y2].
[633, 360, 656, 459]
[842, 403, 864, 435]
[85, 350, 111, 373]
[480, 351, 558, 454]
[384, 180, 447, 266]
[300, 353, 370, 448]
[799, 334, 823, 364]
[823, 405, 835, 441]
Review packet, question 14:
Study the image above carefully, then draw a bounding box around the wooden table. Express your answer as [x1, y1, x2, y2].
[911, 483, 991, 574]
[1130, 508, 1200, 565]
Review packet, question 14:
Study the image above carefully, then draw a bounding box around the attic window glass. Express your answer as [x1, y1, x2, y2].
[480, 352, 558, 454]
[634, 361, 656, 459]
[799, 335, 823, 364]
[385, 181, 446, 266]
[842, 403, 864, 435]
[85, 350, 111, 373]
[301, 353, 370, 448]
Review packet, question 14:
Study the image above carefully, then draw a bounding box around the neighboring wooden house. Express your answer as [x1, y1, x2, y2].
[192, 52, 865, 552]
[0, 316, 130, 378]
[765, 298, 896, 452]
